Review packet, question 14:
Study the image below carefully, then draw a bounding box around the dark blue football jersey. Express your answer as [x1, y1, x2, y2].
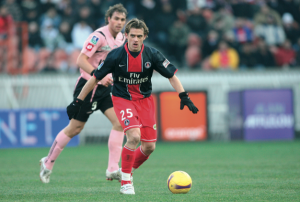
[94, 42, 177, 100]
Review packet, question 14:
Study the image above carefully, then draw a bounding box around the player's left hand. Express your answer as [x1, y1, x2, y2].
[100, 75, 113, 87]
[179, 92, 199, 114]
[66, 98, 84, 120]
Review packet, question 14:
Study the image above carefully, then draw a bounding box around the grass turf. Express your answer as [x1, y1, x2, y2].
[0, 141, 300, 201]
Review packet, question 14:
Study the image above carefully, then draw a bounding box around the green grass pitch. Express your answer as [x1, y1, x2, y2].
[1, 141, 300, 201]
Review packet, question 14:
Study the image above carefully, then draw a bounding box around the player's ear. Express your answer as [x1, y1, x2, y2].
[108, 17, 111, 23]
[125, 32, 128, 39]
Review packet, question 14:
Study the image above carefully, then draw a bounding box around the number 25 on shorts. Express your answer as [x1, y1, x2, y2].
[120, 109, 133, 121]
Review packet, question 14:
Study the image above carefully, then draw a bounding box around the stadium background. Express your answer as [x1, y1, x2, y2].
[0, 0, 300, 201]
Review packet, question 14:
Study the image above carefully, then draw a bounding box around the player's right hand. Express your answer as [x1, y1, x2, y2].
[100, 75, 113, 87]
[66, 98, 84, 120]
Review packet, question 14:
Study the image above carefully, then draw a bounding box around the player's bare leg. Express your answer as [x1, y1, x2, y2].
[40, 119, 85, 183]
[120, 128, 140, 194]
[104, 107, 124, 181]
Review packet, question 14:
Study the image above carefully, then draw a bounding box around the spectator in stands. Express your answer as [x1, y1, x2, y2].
[230, 0, 256, 19]
[279, 0, 299, 23]
[254, 4, 282, 26]
[210, 6, 235, 36]
[40, 7, 62, 29]
[2, 0, 22, 22]
[56, 0, 71, 15]
[255, 39, 276, 68]
[186, 7, 207, 37]
[273, 39, 296, 68]
[239, 43, 258, 70]
[75, 6, 95, 29]
[202, 30, 219, 59]
[60, 5, 76, 27]
[254, 15, 286, 46]
[232, 18, 253, 44]
[210, 40, 239, 70]
[90, 0, 105, 27]
[168, 19, 190, 66]
[266, 0, 284, 16]
[0, 5, 14, 39]
[28, 21, 44, 50]
[71, 20, 93, 50]
[282, 13, 300, 45]
[58, 21, 74, 53]
[185, 33, 202, 68]
[154, 1, 176, 48]
[40, 0, 56, 14]
[20, 0, 40, 22]
[40, 19, 62, 51]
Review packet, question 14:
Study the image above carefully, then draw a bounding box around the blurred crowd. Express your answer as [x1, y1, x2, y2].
[1, 0, 300, 73]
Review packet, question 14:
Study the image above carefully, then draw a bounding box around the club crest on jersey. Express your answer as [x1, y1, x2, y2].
[86, 43, 94, 51]
[163, 59, 170, 68]
[145, 62, 151, 68]
[90, 36, 99, 45]
[124, 119, 130, 126]
[153, 124, 157, 130]
[101, 45, 112, 51]
[98, 61, 104, 70]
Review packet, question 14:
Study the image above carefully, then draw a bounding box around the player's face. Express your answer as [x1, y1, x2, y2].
[108, 11, 126, 34]
[125, 28, 146, 52]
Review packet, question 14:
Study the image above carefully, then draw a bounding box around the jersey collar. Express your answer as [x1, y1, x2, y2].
[124, 42, 144, 57]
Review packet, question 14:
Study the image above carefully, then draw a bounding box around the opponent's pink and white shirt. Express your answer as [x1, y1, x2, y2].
[79, 25, 125, 84]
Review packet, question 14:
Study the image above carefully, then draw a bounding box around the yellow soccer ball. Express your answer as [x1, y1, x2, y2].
[167, 171, 192, 194]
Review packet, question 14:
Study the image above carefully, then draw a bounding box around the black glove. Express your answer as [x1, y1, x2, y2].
[90, 69, 95, 76]
[179, 92, 199, 114]
[66, 98, 84, 120]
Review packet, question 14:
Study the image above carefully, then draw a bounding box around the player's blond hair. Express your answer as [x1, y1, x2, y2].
[125, 18, 149, 36]
[105, 3, 128, 25]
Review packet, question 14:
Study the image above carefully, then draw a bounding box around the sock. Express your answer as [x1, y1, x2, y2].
[121, 146, 135, 185]
[133, 146, 149, 169]
[45, 130, 71, 170]
[107, 130, 124, 172]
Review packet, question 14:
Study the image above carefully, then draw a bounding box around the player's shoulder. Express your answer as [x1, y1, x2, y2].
[144, 45, 159, 53]
[91, 26, 108, 38]
[107, 45, 125, 58]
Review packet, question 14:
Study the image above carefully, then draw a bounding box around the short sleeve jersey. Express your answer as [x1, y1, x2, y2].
[79, 25, 125, 83]
[94, 43, 178, 100]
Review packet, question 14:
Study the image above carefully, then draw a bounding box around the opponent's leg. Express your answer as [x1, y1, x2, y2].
[120, 128, 140, 195]
[40, 119, 85, 183]
[104, 107, 124, 181]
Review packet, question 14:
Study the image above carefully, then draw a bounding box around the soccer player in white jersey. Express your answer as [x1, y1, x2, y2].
[39, 4, 127, 183]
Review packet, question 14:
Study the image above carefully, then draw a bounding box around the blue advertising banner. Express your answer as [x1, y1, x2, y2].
[0, 109, 79, 149]
[243, 89, 294, 141]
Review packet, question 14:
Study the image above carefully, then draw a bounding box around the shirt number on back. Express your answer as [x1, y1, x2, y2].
[120, 109, 133, 121]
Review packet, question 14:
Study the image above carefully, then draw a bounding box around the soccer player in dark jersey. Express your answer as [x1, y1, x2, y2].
[39, 4, 128, 184]
[67, 18, 199, 194]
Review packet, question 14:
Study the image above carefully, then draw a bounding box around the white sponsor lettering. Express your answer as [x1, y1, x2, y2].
[165, 127, 205, 140]
[118, 76, 148, 84]
[244, 114, 294, 129]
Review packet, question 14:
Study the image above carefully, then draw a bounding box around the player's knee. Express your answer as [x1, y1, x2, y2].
[68, 125, 84, 137]
[126, 129, 140, 146]
[143, 142, 156, 154]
